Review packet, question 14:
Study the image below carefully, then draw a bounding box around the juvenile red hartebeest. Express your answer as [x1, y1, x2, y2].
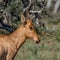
[0, 12, 40, 60]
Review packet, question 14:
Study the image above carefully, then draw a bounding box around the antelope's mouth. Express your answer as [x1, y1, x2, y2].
[34, 40, 40, 44]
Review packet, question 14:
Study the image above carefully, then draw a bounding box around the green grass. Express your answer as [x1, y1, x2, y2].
[14, 29, 60, 60]
[14, 37, 60, 60]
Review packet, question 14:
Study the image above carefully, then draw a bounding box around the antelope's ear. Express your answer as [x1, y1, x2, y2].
[20, 12, 26, 23]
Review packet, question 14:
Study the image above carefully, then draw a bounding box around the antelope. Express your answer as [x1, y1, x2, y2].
[0, 12, 40, 60]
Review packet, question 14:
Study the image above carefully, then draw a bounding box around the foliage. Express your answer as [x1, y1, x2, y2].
[55, 29, 60, 42]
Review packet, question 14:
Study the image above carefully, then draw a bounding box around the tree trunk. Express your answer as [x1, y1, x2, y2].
[46, 0, 52, 9]
[53, 0, 60, 14]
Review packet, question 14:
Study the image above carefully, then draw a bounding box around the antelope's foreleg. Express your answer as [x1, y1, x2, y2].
[6, 49, 17, 60]
[0, 45, 7, 60]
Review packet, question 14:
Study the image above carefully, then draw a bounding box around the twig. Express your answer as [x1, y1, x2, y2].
[29, 8, 44, 14]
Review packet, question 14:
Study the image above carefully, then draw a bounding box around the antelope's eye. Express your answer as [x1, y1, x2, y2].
[29, 26, 33, 30]
[23, 21, 27, 25]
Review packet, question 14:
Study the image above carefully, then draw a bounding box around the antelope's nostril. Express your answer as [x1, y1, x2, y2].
[36, 40, 40, 44]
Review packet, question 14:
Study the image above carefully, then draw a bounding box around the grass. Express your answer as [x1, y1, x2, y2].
[14, 26, 60, 60]
[14, 36, 60, 60]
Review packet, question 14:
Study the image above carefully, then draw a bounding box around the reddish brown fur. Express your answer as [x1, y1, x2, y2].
[0, 13, 40, 60]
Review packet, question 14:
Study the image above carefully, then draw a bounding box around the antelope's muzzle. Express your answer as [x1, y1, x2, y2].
[36, 40, 40, 44]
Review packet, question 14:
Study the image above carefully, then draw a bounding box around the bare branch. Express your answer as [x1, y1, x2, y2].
[23, 3, 31, 13]
[23, 0, 35, 13]
[29, 8, 44, 14]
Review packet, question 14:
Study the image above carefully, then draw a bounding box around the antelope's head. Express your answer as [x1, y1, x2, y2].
[20, 13, 40, 44]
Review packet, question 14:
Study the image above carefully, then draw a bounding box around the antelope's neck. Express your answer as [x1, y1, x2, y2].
[9, 26, 26, 49]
